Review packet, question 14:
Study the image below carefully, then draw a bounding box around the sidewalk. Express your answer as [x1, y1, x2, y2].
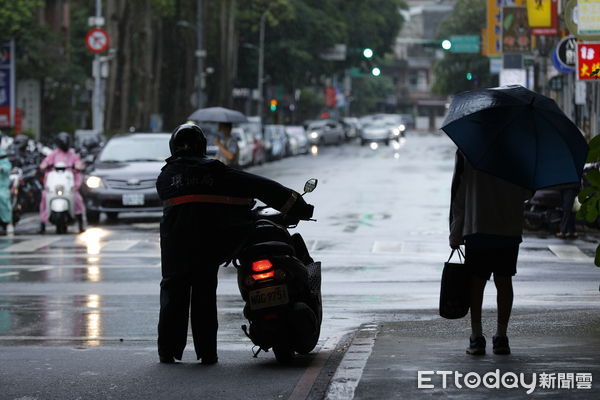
[326, 308, 600, 399]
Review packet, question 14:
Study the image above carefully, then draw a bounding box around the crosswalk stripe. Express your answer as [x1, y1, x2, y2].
[101, 240, 139, 252]
[548, 244, 593, 261]
[0, 237, 61, 252]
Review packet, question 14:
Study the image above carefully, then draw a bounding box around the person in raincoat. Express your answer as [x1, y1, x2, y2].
[0, 149, 12, 235]
[38, 132, 85, 234]
[156, 123, 314, 364]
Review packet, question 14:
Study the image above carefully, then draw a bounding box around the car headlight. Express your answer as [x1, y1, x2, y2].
[399, 124, 406, 132]
[309, 131, 319, 139]
[392, 128, 400, 136]
[86, 176, 104, 189]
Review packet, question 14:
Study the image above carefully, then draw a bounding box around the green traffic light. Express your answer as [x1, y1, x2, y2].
[270, 105, 277, 112]
[363, 48, 373, 59]
[466, 72, 473, 81]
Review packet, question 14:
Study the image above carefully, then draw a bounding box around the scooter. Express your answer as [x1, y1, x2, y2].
[235, 178, 322, 363]
[44, 162, 76, 234]
[523, 188, 563, 231]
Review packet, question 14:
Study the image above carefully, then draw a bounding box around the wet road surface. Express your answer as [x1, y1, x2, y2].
[1, 132, 599, 399]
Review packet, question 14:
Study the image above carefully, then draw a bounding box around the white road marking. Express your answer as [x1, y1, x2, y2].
[324, 324, 378, 400]
[1, 237, 61, 252]
[0, 271, 18, 278]
[0, 264, 159, 269]
[27, 266, 54, 272]
[372, 241, 403, 253]
[101, 240, 139, 252]
[548, 244, 594, 262]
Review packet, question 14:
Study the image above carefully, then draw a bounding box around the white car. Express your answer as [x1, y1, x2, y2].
[360, 121, 397, 145]
[232, 126, 254, 167]
[285, 126, 309, 155]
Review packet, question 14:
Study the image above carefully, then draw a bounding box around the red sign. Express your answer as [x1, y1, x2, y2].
[0, 106, 22, 133]
[325, 87, 336, 107]
[576, 42, 600, 80]
[85, 28, 110, 53]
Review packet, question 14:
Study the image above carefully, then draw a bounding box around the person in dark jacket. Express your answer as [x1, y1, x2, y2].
[156, 123, 314, 364]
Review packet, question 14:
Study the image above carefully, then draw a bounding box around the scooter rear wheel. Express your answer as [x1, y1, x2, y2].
[273, 343, 294, 364]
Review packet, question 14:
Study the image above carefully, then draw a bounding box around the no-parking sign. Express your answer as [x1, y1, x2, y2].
[85, 28, 109, 54]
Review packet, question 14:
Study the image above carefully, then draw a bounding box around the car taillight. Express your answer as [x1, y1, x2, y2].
[251, 259, 272, 272]
[252, 271, 275, 281]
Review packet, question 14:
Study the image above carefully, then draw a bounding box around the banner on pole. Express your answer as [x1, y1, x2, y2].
[0, 39, 15, 128]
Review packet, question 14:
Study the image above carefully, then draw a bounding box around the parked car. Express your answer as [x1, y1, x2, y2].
[360, 121, 396, 145]
[398, 113, 415, 130]
[285, 126, 309, 156]
[305, 119, 345, 145]
[232, 126, 254, 168]
[263, 124, 287, 160]
[239, 121, 266, 165]
[81, 133, 170, 223]
[342, 117, 361, 139]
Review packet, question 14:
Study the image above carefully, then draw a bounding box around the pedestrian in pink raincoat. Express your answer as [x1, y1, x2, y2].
[39, 132, 85, 233]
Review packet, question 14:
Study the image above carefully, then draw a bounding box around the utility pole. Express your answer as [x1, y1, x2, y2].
[92, 0, 104, 134]
[195, 0, 206, 109]
[257, 11, 267, 118]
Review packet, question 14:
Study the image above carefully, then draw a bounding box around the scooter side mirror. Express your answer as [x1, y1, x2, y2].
[303, 178, 318, 194]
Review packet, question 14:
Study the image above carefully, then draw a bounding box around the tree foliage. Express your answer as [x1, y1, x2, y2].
[431, 0, 497, 96]
[577, 135, 600, 266]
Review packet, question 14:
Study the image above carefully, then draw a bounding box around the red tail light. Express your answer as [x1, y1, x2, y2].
[251, 259, 273, 272]
[252, 271, 275, 281]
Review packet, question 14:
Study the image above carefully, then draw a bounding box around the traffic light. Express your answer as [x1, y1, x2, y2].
[269, 99, 278, 112]
[363, 48, 373, 59]
[466, 72, 473, 81]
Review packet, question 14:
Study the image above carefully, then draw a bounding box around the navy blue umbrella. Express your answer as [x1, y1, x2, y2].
[441, 85, 589, 190]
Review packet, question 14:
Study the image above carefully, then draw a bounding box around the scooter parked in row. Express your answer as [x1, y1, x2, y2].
[235, 178, 322, 363]
[44, 162, 77, 234]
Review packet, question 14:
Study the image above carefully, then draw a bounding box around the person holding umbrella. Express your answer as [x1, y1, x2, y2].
[443, 85, 589, 355]
[188, 107, 245, 168]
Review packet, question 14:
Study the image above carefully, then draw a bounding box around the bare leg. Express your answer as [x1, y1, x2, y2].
[469, 276, 487, 338]
[493, 274, 513, 331]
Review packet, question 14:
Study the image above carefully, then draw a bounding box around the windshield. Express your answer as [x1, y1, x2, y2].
[98, 136, 170, 162]
[364, 123, 387, 129]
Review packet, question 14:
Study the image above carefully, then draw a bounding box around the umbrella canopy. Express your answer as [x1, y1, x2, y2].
[187, 107, 247, 124]
[441, 85, 589, 191]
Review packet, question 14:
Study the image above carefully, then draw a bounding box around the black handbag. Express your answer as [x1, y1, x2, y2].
[439, 248, 470, 319]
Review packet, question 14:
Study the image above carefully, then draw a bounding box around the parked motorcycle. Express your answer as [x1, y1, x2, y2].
[44, 162, 77, 234]
[8, 164, 44, 226]
[523, 188, 563, 231]
[235, 178, 321, 363]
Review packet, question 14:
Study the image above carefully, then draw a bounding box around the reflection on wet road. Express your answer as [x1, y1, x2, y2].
[0, 134, 598, 357]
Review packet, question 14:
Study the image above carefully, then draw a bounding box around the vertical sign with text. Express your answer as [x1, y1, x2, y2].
[0, 40, 15, 128]
[576, 42, 600, 80]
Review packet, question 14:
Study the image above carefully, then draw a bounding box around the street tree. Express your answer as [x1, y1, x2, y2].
[431, 0, 497, 96]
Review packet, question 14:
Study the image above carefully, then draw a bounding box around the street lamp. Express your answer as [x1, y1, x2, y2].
[363, 48, 374, 59]
[441, 39, 452, 51]
[371, 67, 381, 77]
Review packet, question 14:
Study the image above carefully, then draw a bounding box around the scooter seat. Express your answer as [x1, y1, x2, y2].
[240, 241, 295, 261]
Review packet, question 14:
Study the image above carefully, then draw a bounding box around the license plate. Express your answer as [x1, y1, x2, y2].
[249, 285, 289, 310]
[122, 193, 145, 206]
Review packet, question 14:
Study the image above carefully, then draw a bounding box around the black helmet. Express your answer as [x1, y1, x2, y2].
[56, 132, 71, 152]
[169, 123, 207, 157]
[13, 135, 28, 151]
